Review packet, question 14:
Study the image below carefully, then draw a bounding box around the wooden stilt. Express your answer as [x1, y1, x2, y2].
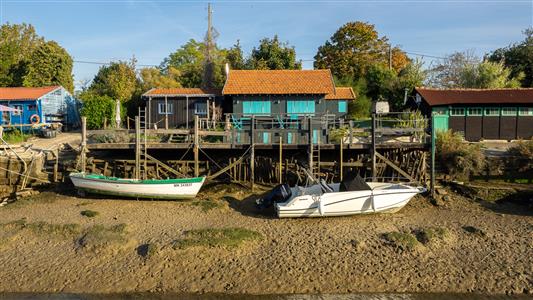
[279, 135, 283, 184]
[340, 140, 343, 181]
[250, 116, 255, 191]
[194, 115, 199, 177]
[135, 116, 140, 180]
[81, 117, 87, 173]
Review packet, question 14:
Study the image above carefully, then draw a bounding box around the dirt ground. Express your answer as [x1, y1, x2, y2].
[16, 132, 81, 151]
[0, 183, 531, 296]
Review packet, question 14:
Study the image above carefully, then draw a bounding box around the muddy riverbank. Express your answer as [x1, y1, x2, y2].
[0, 183, 531, 296]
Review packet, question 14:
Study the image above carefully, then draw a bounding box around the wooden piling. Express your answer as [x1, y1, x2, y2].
[81, 117, 87, 173]
[279, 135, 283, 184]
[194, 115, 199, 177]
[371, 113, 377, 181]
[135, 116, 140, 180]
[340, 139, 343, 181]
[250, 116, 255, 190]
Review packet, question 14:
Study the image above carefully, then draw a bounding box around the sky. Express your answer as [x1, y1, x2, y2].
[1, 0, 532, 90]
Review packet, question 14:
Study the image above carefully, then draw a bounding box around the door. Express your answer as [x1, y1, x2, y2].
[432, 107, 448, 133]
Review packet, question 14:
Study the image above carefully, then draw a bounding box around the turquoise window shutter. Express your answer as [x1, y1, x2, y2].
[287, 100, 315, 115]
[338, 101, 347, 113]
[243, 101, 271, 115]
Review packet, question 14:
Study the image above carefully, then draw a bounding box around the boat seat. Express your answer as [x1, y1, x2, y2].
[320, 179, 334, 193]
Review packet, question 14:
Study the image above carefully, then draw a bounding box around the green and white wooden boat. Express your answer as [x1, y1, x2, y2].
[69, 172, 206, 199]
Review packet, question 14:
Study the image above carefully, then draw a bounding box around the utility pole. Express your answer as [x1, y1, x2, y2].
[203, 3, 217, 89]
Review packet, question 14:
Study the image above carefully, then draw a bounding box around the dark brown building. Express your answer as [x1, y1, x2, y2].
[412, 88, 533, 141]
[142, 88, 221, 129]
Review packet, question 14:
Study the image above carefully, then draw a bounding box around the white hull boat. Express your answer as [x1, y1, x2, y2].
[258, 174, 425, 218]
[69, 172, 205, 199]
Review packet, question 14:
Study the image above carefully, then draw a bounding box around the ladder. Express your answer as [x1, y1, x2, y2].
[310, 136, 321, 179]
[138, 107, 147, 130]
[136, 108, 148, 180]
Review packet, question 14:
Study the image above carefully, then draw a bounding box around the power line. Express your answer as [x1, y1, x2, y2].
[73, 60, 159, 68]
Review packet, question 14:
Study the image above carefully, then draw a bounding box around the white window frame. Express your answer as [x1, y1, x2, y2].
[12, 105, 22, 116]
[501, 107, 517, 116]
[518, 107, 533, 116]
[467, 107, 483, 116]
[484, 107, 500, 116]
[158, 102, 173, 115]
[195, 101, 208, 115]
[450, 108, 465, 116]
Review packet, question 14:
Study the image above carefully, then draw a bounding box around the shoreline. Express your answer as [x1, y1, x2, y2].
[0, 183, 531, 296]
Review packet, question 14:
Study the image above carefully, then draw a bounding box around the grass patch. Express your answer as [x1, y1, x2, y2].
[463, 226, 486, 237]
[78, 224, 128, 250]
[0, 218, 81, 238]
[80, 210, 99, 218]
[172, 227, 262, 250]
[383, 231, 421, 251]
[3, 129, 31, 144]
[137, 243, 158, 259]
[191, 200, 223, 212]
[76, 201, 94, 207]
[415, 227, 450, 245]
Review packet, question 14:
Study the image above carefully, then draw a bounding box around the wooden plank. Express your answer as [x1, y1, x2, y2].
[375, 151, 417, 183]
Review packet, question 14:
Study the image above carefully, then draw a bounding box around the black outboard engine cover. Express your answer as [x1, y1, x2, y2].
[256, 184, 292, 209]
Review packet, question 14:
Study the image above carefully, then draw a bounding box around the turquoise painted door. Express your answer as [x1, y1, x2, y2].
[262, 132, 269, 144]
[313, 130, 320, 144]
[287, 132, 293, 144]
[432, 107, 449, 132]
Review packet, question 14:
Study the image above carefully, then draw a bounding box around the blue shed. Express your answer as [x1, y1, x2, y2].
[0, 86, 80, 131]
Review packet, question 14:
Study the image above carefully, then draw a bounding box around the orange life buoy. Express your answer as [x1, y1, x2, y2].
[30, 114, 40, 124]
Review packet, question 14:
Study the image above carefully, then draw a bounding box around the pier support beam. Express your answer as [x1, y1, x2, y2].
[279, 135, 283, 184]
[250, 116, 255, 191]
[81, 117, 87, 173]
[194, 115, 199, 177]
[135, 116, 140, 180]
[371, 113, 377, 181]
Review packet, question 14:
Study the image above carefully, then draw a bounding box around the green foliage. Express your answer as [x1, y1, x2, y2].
[139, 66, 181, 90]
[2, 129, 31, 144]
[383, 231, 421, 251]
[487, 28, 533, 87]
[507, 139, 533, 172]
[80, 210, 99, 218]
[225, 40, 246, 70]
[247, 35, 302, 70]
[416, 227, 449, 245]
[78, 93, 116, 129]
[458, 61, 522, 88]
[1, 219, 81, 237]
[172, 227, 262, 249]
[22, 41, 74, 93]
[436, 130, 485, 181]
[396, 110, 428, 141]
[365, 64, 397, 102]
[0, 23, 44, 87]
[429, 50, 521, 89]
[329, 126, 349, 143]
[314, 21, 409, 80]
[89, 60, 138, 102]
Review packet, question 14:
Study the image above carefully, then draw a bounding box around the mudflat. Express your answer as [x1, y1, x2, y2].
[0, 184, 531, 295]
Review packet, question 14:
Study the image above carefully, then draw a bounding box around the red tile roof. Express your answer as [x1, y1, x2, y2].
[325, 87, 356, 100]
[416, 87, 533, 106]
[222, 69, 335, 95]
[0, 86, 61, 101]
[143, 88, 220, 97]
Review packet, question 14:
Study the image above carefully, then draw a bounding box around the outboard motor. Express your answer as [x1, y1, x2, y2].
[256, 184, 292, 209]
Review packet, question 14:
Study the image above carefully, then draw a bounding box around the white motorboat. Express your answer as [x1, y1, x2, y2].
[258, 174, 425, 218]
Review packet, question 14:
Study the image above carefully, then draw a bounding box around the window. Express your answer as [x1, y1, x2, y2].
[338, 101, 347, 113]
[287, 100, 315, 115]
[28, 105, 37, 111]
[195, 102, 207, 115]
[518, 107, 533, 116]
[432, 107, 448, 115]
[467, 107, 483, 116]
[501, 107, 517, 116]
[158, 102, 173, 115]
[243, 101, 271, 115]
[450, 108, 465, 116]
[12, 105, 22, 116]
[484, 108, 500, 116]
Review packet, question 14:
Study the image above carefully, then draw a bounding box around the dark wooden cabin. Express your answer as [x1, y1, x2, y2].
[410, 88, 533, 141]
[223, 69, 355, 119]
[142, 88, 221, 129]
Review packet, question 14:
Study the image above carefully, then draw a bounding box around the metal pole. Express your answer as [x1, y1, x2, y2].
[371, 113, 376, 181]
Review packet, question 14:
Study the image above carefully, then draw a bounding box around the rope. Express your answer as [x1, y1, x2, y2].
[0, 166, 50, 183]
[178, 143, 193, 161]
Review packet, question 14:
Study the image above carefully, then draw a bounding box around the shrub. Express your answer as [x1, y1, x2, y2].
[329, 126, 349, 143]
[396, 110, 428, 142]
[436, 130, 485, 181]
[2, 129, 31, 144]
[79, 92, 126, 130]
[507, 139, 533, 172]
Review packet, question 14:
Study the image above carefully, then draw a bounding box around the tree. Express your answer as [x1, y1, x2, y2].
[139, 67, 181, 91]
[225, 40, 245, 70]
[427, 50, 480, 88]
[78, 92, 117, 129]
[487, 28, 533, 87]
[89, 60, 138, 102]
[458, 61, 522, 88]
[0, 23, 44, 86]
[247, 35, 301, 70]
[23, 41, 74, 93]
[365, 64, 397, 102]
[160, 39, 206, 88]
[314, 21, 409, 80]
